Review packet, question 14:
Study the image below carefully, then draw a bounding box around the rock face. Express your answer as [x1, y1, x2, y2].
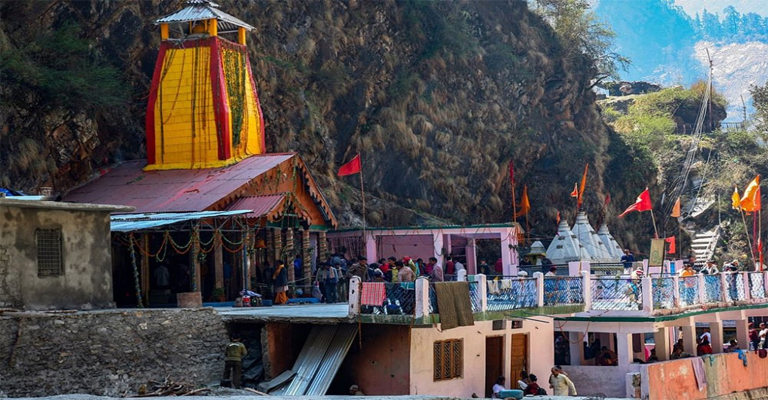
[0, 309, 228, 397]
[0, 1, 655, 245]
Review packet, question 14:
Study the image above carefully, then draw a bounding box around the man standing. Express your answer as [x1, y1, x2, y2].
[479, 259, 493, 276]
[445, 256, 455, 278]
[621, 249, 635, 274]
[345, 256, 369, 282]
[398, 260, 416, 282]
[223, 333, 247, 389]
[429, 257, 444, 282]
[549, 366, 576, 396]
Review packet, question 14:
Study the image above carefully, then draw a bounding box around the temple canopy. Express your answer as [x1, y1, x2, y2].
[155, 0, 255, 33]
[598, 223, 624, 259]
[573, 212, 615, 262]
[546, 220, 591, 264]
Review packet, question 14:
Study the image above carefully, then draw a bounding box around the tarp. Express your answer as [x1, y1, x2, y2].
[110, 210, 249, 232]
[434, 282, 474, 330]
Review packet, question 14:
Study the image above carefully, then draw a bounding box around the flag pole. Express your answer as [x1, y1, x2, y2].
[740, 209, 756, 268]
[359, 162, 366, 235]
[512, 181, 518, 245]
[649, 210, 659, 239]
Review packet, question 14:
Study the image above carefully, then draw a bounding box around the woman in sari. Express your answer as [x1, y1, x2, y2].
[273, 260, 288, 304]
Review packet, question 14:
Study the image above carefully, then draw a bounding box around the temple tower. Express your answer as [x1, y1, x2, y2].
[145, 0, 265, 170]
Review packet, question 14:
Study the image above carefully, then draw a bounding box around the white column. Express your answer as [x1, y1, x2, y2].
[654, 327, 670, 361]
[763, 271, 768, 297]
[736, 318, 749, 350]
[616, 333, 634, 367]
[415, 277, 430, 318]
[581, 271, 592, 310]
[698, 274, 706, 304]
[444, 234, 452, 258]
[457, 269, 467, 282]
[348, 276, 361, 317]
[742, 272, 751, 301]
[710, 322, 724, 353]
[534, 272, 544, 307]
[477, 274, 488, 311]
[365, 231, 377, 261]
[569, 331, 582, 365]
[673, 275, 681, 308]
[501, 232, 513, 276]
[682, 324, 697, 355]
[720, 272, 729, 302]
[642, 277, 653, 313]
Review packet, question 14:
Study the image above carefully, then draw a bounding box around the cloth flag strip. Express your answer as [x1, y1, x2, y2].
[671, 197, 681, 218]
[665, 236, 676, 254]
[515, 186, 530, 218]
[338, 154, 361, 177]
[577, 163, 588, 208]
[740, 175, 761, 212]
[570, 183, 578, 198]
[732, 186, 741, 210]
[619, 188, 652, 218]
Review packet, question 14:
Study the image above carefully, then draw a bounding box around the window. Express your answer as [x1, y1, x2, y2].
[36, 229, 63, 276]
[433, 339, 463, 381]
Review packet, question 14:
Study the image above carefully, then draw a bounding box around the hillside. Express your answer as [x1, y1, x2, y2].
[0, 0, 662, 249]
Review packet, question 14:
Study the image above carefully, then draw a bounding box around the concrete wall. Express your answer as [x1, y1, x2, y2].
[641, 352, 768, 400]
[0, 308, 228, 397]
[337, 325, 410, 395]
[0, 204, 114, 310]
[408, 318, 554, 397]
[561, 364, 640, 398]
[377, 235, 436, 264]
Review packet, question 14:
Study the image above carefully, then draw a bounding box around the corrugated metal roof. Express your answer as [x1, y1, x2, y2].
[284, 325, 338, 395]
[305, 324, 358, 396]
[64, 154, 293, 213]
[111, 210, 249, 232]
[155, 0, 255, 31]
[225, 194, 285, 219]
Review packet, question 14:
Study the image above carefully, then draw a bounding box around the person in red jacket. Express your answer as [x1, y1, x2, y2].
[494, 258, 503, 275]
[445, 256, 455, 276]
[524, 374, 544, 396]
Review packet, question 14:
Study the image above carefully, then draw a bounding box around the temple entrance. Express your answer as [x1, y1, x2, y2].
[485, 336, 504, 398]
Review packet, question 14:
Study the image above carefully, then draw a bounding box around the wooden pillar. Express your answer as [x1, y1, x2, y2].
[273, 229, 283, 265]
[302, 230, 311, 281]
[266, 228, 274, 266]
[141, 234, 150, 306]
[190, 230, 201, 292]
[160, 24, 169, 40]
[214, 235, 224, 289]
[238, 27, 246, 45]
[285, 228, 295, 283]
[208, 18, 218, 36]
[319, 231, 328, 262]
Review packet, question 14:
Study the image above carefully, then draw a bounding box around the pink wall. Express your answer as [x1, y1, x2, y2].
[643, 352, 768, 400]
[377, 235, 435, 264]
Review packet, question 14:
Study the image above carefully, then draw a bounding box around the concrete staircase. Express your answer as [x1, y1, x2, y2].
[690, 227, 721, 265]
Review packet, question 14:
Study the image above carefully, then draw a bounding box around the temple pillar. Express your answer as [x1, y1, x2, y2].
[214, 237, 224, 289]
[318, 231, 328, 262]
[466, 238, 477, 274]
[285, 228, 295, 283]
[710, 322, 724, 353]
[501, 232, 513, 275]
[654, 327, 671, 361]
[302, 229, 311, 282]
[682, 324, 697, 355]
[569, 332, 582, 365]
[141, 234, 150, 306]
[736, 318, 750, 351]
[616, 333, 634, 367]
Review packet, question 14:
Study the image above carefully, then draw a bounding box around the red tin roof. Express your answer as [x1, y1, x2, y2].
[225, 193, 285, 219]
[64, 154, 293, 213]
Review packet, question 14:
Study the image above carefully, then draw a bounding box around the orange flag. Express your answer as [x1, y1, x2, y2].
[577, 163, 589, 208]
[515, 186, 531, 218]
[740, 175, 761, 212]
[732, 186, 741, 210]
[671, 197, 681, 218]
[570, 183, 578, 198]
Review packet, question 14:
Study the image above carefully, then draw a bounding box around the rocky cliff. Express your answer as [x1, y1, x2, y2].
[0, 0, 657, 248]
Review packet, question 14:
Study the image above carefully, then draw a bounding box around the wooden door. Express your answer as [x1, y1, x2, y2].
[485, 336, 504, 398]
[510, 334, 529, 389]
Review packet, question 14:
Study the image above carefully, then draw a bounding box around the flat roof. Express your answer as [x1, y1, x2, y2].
[330, 222, 522, 234]
[218, 303, 353, 323]
[0, 198, 133, 213]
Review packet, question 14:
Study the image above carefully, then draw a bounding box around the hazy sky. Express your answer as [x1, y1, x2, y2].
[673, 0, 768, 17]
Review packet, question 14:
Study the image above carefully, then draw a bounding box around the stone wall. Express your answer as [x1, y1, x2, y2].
[0, 308, 228, 397]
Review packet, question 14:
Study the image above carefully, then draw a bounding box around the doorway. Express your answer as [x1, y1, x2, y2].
[485, 336, 504, 398]
[510, 334, 529, 389]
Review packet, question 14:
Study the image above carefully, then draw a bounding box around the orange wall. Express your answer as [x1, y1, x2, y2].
[644, 352, 766, 400]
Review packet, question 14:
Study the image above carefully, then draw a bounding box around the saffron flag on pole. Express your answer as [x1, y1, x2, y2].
[671, 197, 681, 218]
[740, 175, 761, 212]
[577, 163, 589, 208]
[338, 154, 361, 176]
[515, 186, 530, 218]
[665, 236, 676, 254]
[619, 188, 653, 218]
[570, 183, 578, 198]
[732, 186, 741, 210]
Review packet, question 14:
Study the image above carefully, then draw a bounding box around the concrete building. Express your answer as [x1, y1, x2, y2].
[0, 198, 132, 310]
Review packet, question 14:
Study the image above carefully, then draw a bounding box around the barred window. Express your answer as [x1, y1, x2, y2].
[433, 339, 463, 381]
[36, 229, 63, 276]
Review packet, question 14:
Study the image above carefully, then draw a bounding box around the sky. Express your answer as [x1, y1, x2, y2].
[673, 0, 768, 17]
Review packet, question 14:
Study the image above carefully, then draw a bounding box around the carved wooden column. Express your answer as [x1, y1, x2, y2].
[302, 229, 312, 282]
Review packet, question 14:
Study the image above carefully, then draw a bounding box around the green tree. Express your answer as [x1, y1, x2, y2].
[752, 83, 768, 136]
[533, 0, 629, 87]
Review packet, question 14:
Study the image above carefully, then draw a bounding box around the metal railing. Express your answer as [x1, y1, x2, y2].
[360, 282, 416, 315]
[750, 272, 766, 299]
[544, 276, 583, 306]
[591, 277, 642, 310]
[703, 275, 722, 303]
[652, 277, 677, 310]
[678, 277, 700, 307]
[486, 277, 538, 311]
[468, 281, 482, 313]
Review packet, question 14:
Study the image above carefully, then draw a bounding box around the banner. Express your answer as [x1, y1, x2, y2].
[649, 239, 665, 267]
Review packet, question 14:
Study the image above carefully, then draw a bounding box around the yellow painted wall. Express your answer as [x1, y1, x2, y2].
[222, 47, 263, 159]
[149, 45, 228, 170]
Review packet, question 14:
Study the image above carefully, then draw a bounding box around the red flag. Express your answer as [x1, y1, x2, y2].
[337, 154, 361, 177]
[665, 236, 676, 254]
[577, 163, 589, 208]
[556, 211, 561, 225]
[509, 161, 515, 186]
[604, 193, 611, 206]
[570, 183, 578, 198]
[619, 188, 652, 218]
